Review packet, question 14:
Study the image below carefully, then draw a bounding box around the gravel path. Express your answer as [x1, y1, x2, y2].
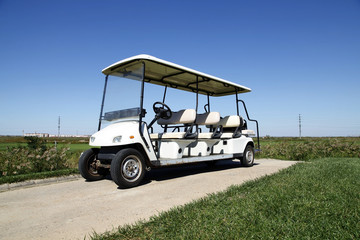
[0, 159, 297, 240]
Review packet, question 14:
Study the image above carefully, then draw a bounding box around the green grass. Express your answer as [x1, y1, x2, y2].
[258, 136, 360, 147]
[0, 168, 79, 185]
[91, 158, 360, 240]
[0, 136, 90, 150]
[256, 137, 360, 161]
[46, 143, 90, 151]
[0, 143, 90, 151]
[0, 143, 27, 151]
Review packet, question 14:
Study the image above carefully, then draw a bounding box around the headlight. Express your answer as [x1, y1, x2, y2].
[90, 137, 95, 143]
[113, 136, 122, 143]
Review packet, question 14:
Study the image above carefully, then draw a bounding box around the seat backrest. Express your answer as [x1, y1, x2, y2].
[195, 112, 220, 125]
[213, 115, 245, 138]
[215, 115, 243, 128]
[157, 109, 196, 125]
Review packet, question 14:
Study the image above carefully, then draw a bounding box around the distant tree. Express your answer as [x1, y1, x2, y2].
[24, 136, 47, 151]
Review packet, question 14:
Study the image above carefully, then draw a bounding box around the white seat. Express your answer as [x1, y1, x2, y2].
[214, 115, 241, 128]
[150, 132, 186, 139]
[196, 112, 220, 125]
[242, 129, 255, 136]
[215, 115, 244, 139]
[219, 133, 233, 139]
[151, 109, 196, 139]
[183, 112, 220, 157]
[157, 109, 196, 125]
[150, 133, 160, 139]
[196, 112, 220, 139]
[197, 132, 213, 139]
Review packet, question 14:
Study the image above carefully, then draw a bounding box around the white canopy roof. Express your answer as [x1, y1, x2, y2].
[102, 54, 251, 97]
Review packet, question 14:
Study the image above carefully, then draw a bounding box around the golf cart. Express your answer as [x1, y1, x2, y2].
[79, 54, 260, 188]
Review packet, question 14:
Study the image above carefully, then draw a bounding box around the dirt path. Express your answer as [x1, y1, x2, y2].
[0, 159, 297, 240]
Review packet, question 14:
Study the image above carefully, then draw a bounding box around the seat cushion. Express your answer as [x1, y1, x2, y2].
[150, 133, 160, 139]
[150, 132, 186, 139]
[198, 132, 213, 139]
[220, 133, 233, 139]
[242, 130, 255, 136]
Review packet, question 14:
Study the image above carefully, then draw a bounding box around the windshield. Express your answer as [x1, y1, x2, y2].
[99, 63, 144, 128]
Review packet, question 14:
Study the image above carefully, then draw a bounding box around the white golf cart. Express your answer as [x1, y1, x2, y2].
[79, 54, 260, 188]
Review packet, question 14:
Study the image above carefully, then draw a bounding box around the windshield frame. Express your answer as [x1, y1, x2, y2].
[98, 62, 146, 131]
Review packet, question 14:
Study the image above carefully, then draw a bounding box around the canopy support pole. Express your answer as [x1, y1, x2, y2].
[235, 88, 240, 116]
[162, 85, 168, 103]
[98, 75, 109, 131]
[139, 62, 150, 149]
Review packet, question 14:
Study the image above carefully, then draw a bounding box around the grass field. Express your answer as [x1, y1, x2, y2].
[259, 136, 360, 145]
[1, 136, 359, 153]
[0, 142, 90, 151]
[91, 157, 360, 239]
[0, 136, 90, 151]
[256, 136, 360, 160]
[1, 136, 359, 184]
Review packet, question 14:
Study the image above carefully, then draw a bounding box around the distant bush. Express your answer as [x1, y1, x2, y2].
[257, 138, 360, 161]
[24, 136, 47, 150]
[0, 145, 70, 177]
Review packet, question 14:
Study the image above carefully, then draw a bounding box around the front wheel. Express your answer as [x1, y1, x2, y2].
[241, 145, 255, 167]
[79, 148, 105, 181]
[110, 148, 146, 188]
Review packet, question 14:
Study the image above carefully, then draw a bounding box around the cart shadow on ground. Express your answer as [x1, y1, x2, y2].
[100, 160, 260, 189]
[145, 160, 260, 182]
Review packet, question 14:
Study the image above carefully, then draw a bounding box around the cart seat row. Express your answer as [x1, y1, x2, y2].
[150, 109, 254, 140]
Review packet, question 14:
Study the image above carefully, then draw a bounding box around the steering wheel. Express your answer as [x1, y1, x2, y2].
[153, 102, 172, 120]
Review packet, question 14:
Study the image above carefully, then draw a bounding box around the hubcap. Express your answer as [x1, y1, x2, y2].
[122, 156, 141, 181]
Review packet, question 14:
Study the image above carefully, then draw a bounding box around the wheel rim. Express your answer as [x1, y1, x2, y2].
[87, 154, 99, 176]
[121, 155, 142, 182]
[245, 149, 254, 164]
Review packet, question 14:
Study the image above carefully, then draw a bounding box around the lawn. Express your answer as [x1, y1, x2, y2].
[0, 142, 89, 151]
[91, 157, 360, 239]
[0, 136, 90, 152]
[1, 136, 360, 184]
[0, 143, 27, 151]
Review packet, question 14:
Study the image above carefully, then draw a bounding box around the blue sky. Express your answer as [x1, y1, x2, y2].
[0, 0, 359, 137]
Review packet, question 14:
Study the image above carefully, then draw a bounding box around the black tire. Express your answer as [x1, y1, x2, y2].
[78, 148, 105, 181]
[110, 148, 146, 188]
[241, 144, 255, 167]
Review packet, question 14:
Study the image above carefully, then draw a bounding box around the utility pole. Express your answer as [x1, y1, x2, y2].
[58, 116, 61, 137]
[299, 114, 302, 138]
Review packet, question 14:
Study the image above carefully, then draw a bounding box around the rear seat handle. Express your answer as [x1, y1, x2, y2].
[232, 125, 243, 138]
[184, 124, 198, 139]
[211, 125, 223, 139]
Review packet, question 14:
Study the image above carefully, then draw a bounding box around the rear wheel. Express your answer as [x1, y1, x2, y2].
[241, 144, 255, 167]
[79, 148, 105, 181]
[110, 148, 146, 188]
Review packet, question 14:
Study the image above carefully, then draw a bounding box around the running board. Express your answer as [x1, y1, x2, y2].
[151, 153, 243, 167]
